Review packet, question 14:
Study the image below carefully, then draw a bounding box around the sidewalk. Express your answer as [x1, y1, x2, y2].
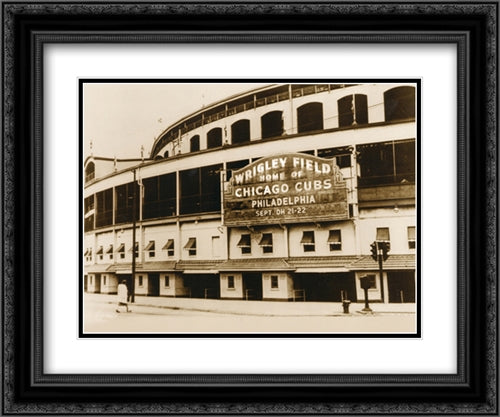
[85, 293, 415, 316]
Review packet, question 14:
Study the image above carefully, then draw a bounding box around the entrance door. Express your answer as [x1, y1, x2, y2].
[93, 274, 101, 293]
[294, 273, 356, 302]
[183, 274, 220, 299]
[242, 273, 263, 300]
[148, 273, 160, 296]
[387, 271, 415, 303]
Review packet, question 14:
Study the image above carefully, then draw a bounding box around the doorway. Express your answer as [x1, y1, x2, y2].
[242, 273, 263, 300]
[387, 271, 415, 303]
[147, 273, 160, 296]
[293, 273, 356, 302]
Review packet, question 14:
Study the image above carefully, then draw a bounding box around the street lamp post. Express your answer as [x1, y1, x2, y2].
[359, 275, 373, 312]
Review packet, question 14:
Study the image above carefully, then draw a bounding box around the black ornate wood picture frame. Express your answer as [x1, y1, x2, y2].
[2, 1, 497, 414]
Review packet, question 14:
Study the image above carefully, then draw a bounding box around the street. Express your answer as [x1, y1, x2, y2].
[82, 294, 416, 334]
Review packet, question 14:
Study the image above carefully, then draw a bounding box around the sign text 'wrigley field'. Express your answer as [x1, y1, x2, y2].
[223, 153, 348, 226]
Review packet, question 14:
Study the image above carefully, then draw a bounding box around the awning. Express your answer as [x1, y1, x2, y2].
[116, 269, 132, 274]
[219, 258, 294, 271]
[144, 241, 155, 251]
[295, 267, 349, 273]
[175, 260, 223, 273]
[182, 270, 219, 274]
[300, 232, 315, 244]
[105, 245, 113, 254]
[106, 263, 131, 273]
[83, 248, 90, 256]
[258, 234, 273, 246]
[349, 254, 416, 270]
[139, 261, 177, 272]
[237, 234, 251, 247]
[116, 243, 125, 253]
[128, 242, 139, 252]
[162, 239, 174, 250]
[407, 226, 415, 240]
[95, 246, 103, 255]
[327, 230, 341, 243]
[288, 256, 359, 270]
[183, 237, 196, 250]
[85, 264, 110, 273]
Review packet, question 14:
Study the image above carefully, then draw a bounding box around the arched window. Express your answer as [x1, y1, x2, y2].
[85, 161, 95, 182]
[231, 119, 250, 145]
[384, 86, 415, 122]
[154, 155, 163, 161]
[207, 128, 222, 149]
[338, 94, 368, 127]
[261, 111, 283, 139]
[297, 102, 323, 133]
[163, 150, 169, 158]
[190, 135, 200, 152]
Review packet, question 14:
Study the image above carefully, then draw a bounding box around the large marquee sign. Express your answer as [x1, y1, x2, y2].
[223, 153, 348, 226]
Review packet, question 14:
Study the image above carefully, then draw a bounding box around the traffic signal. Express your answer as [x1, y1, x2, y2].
[370, 241, 378, 261]
[380, 241, 390, 261]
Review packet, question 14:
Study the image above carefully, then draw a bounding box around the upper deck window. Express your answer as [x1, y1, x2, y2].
[207, 127, 222, 149]
[231, 119, 250, 145]
[190, 135, 200, 152]
[261, 111, 283, 139]
[143, 173, 176, 220]
[95, 188, 113, 228]
[115, 182, 139, 224]
[84, 195, 94, 232]
[85, 162, 95, 183]
[357, 139, 415, 187]
[338, 94, 368, 127]
[180, 164, 222, 215]
[384, 86, 416, 122]
[297, 102, 323, 133]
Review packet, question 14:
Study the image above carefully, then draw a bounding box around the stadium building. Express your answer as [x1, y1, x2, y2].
[83, 82, 417, 304]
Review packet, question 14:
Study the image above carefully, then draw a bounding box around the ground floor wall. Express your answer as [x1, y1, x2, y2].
[86, 273, 118, 294]
[84, 270, 416, 303]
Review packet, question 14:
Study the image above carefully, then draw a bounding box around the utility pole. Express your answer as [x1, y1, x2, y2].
[130, 169, 137, 303]
[378, 242, 385, 303]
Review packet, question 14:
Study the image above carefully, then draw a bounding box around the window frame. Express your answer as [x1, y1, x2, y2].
[376, 227, 391, 242]
[260, 233, 273, 254]
[301, 230, 316, 253]
[408, 226, 416, 249]
[270, 275, 279, 289]
[328, 229, 342, 251]
[237, 233, 252, 255]
[184, 237, 197, 257]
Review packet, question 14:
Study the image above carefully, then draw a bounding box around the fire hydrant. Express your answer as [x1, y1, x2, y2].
[342, 299, 351, 314]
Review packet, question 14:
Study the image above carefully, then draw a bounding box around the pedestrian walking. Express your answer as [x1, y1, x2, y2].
[116, 280, 130, 313]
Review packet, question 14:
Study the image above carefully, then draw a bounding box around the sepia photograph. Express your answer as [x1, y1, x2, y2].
[81, 81, 419, 335]
[4, 1, 495, 412]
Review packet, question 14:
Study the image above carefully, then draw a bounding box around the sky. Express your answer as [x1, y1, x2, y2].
[83, 82, 268, 160]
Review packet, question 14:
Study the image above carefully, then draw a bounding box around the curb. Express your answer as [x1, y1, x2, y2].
[107, 301, 415, 317]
